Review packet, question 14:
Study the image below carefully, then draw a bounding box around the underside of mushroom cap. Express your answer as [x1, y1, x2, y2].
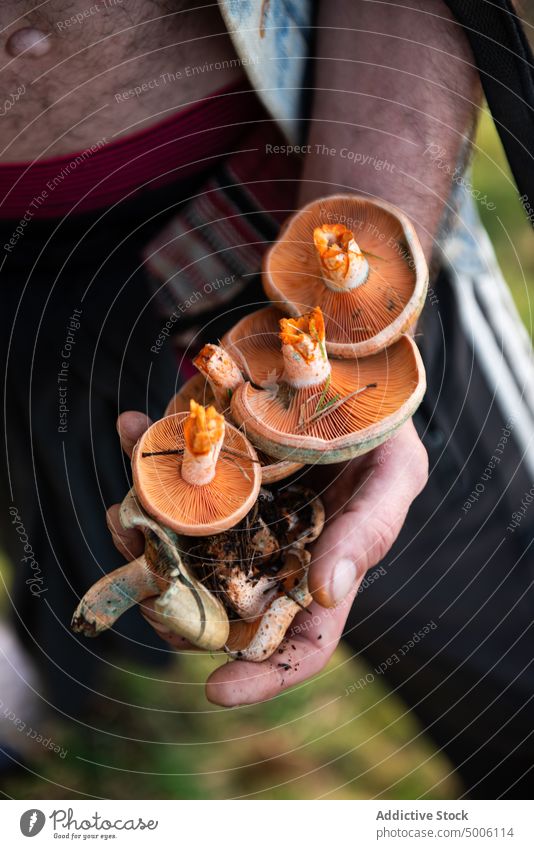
[263, 194, 428, 357]
[254, 450, 304, 483]
[132, 412, 261, 535]
[226, 307, 426, 464]
[223, 305, 288, 383]
[164, 372, 303, 483]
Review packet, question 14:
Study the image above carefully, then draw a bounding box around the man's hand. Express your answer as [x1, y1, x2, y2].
[106, 411, 427, 707]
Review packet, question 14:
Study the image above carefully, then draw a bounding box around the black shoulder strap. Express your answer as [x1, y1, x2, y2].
[444, 0, 534, 218]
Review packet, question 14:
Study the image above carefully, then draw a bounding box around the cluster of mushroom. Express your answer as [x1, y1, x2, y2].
[72, 194, 428, 662]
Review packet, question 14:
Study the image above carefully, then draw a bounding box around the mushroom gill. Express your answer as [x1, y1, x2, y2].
[132, 407, 261, 535]
[263, 194, 428, 357]
[228, 306, 426, 463]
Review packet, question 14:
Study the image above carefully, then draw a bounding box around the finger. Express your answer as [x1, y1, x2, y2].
[116, 411, 153, 458]
[206, 582, 361, 706]
[309, 420, 428, 607]
[106, 503, 144, 560]
[139, 599, 204, 651]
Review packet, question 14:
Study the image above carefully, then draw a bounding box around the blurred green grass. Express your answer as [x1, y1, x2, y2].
[1, 113, 531, 801]
[4, 651, 459, 800]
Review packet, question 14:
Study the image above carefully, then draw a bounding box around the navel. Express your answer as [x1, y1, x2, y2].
[6, 27, 51, 58]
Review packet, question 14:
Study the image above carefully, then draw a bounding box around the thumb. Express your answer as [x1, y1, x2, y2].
[309, 420, 428, 608]
[116, 411, 153, 458]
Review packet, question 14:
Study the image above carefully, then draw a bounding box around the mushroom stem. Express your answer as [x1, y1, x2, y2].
[282, 341, 331, 388]
[181, 400, 225, 486]
[71, 556, 163, 637]
[193, 344, 244, 410]
[279, 307, 331, 388]
[314, 223, 369, 290]
[153, 574, 230, 651]
[226, 567, 312, 661]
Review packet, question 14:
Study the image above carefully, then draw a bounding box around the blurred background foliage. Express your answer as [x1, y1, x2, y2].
[473, 111, 533, 335]
[1, 111, 531, 800]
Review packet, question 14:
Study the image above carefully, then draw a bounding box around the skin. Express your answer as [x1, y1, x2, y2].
[1, 1, 479, 703]
[108, 412, 428, 705]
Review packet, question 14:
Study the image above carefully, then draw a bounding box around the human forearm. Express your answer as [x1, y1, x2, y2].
[300, 0, 482, 261]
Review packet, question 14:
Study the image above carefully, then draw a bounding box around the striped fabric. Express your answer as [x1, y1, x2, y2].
[143, 123, 301, 322]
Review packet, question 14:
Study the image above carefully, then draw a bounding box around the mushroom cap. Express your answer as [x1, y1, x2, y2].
[225, 306, 426, 464]
[263, 194, 428, 357]
[132, 413, 261, 535]
[165, 373, 304, 484]
[254, 450, 303, 484]
[164, 374, 216, 416]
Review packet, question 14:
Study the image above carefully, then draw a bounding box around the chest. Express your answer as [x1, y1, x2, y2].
[0, 1, 243, 157]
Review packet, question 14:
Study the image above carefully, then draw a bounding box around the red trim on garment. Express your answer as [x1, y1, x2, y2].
[0, 81, 264, 219]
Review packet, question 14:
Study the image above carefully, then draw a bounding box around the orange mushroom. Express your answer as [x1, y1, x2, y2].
[165, 352, 304, 485]
[263, 194, 428, 357]
[132, 401, 261, 536]
[227, 305, 426, 464]
[72, 481, 324, 660]
[74, 192, 427, 664]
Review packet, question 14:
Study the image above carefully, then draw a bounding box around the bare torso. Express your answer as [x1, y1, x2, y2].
[0, 1, 243, 161]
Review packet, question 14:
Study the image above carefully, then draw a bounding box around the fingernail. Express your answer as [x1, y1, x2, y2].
[331, 558, 358, 605]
